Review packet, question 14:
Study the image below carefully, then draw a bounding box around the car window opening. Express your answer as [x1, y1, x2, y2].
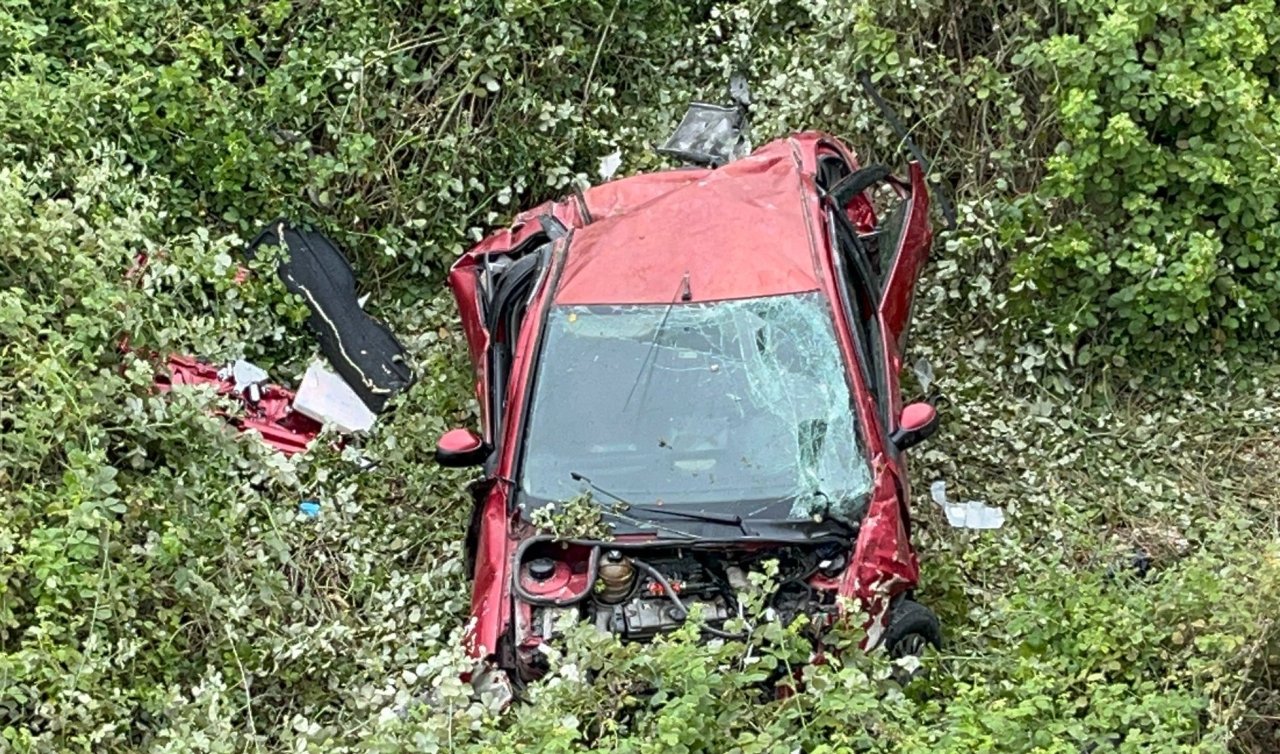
[482, 245, 550, 444]
[828, 209, 890, 423]
[519, 292, 872, 520]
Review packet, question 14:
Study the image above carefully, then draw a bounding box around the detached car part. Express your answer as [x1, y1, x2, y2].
[155, 355, 321, 454]
[657, 102, 749, 167]
[247, 220, 413, 413]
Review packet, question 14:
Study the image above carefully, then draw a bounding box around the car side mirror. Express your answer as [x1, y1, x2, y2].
[890, 402, 939, 451]
[435, 428, 489, 467]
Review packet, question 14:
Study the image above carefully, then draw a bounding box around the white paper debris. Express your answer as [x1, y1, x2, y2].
[929, 480, 1005, 529]
[231, 359, 269, 394]
[294, 360, 376, 433]
[599, 149, 622, 181]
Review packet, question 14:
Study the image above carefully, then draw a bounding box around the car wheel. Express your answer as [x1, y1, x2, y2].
[882, 598, 941, 682]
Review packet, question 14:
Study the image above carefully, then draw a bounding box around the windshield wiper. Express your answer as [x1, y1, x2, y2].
[600, 509, 702, 541]
[570, 472, 756, 537]
[623, 272, 690, 412]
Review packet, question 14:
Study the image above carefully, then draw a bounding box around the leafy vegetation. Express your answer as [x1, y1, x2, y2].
[1015, 0, 1280, 361]
[1, 0, 1277, 752]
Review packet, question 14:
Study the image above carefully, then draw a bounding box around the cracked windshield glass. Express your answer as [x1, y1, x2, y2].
[520, 292, 871, 518]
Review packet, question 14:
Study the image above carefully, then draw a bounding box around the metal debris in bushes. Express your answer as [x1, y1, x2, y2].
[657, 103, 749, 167]
[148, 220, 414, 455]
[156, 355, 322, 455]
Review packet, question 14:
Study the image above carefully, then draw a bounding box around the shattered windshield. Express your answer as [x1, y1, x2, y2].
[519, 292, 872, 518]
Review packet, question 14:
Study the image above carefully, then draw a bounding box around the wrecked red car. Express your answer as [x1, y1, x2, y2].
[437, 132, 938, 696]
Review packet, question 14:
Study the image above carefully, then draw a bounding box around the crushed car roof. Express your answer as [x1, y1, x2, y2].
[555, 139, 822, 305]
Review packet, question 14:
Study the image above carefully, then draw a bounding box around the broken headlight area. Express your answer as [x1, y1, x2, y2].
[508, 537, 851, 683]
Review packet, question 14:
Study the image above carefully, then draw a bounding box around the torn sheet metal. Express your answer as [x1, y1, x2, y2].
[842, 466, 919, 647]
[246, 220, 413, 413]
[294, 360, 377, 433]
[658, 102, 750, 168]
[156, 355, 321, 455]
[929, 480, 1005, 529]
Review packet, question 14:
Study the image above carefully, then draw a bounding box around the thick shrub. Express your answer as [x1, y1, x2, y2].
[0, 0, 703, 274]
[1014, 0, 1280, 361]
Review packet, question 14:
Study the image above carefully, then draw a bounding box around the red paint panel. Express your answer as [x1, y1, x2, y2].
[464, 482, 514, 659]
[446, 262, 488, 373]
[555, 141, 823, 305]
[840, 462, 919, 632]
[878, 161, 933, 352]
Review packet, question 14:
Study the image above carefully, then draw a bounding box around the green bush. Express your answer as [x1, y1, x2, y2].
[1014, 0, 1280, 361]
[2, 1, 1279, 752]
[0, 0, 702, 275]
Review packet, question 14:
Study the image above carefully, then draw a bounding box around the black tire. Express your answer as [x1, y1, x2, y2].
[882, 599, 941, 681]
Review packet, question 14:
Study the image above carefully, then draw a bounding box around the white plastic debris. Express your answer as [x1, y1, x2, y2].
[929, 480, 1005, 529]
[472, 663, 515, 710]
[599, 149, 623, 181]
[294, 360, 376, 433]
[913, 357, 934, 394]
[230, 359, 270, 400]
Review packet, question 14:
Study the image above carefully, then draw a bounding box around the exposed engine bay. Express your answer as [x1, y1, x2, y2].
[510, 536, 852, 682]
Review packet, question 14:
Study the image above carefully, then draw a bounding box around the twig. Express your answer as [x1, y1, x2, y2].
[69, 528, 112, 690]
[225, 623, 261, 750]
[582, 0, 621, 104]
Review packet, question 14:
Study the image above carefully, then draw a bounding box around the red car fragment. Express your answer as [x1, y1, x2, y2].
[155, 355, 321, 455]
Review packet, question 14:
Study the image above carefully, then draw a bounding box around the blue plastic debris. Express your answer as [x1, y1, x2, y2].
[299, 500, 321, 518]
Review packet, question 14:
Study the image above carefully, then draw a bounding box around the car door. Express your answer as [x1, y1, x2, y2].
[820, 155, 922, 607]
[820, 150, 932, 408]
[825, 160, 932, 353]
[819, 148, 933, 572]
[873, 162, 932, 357]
